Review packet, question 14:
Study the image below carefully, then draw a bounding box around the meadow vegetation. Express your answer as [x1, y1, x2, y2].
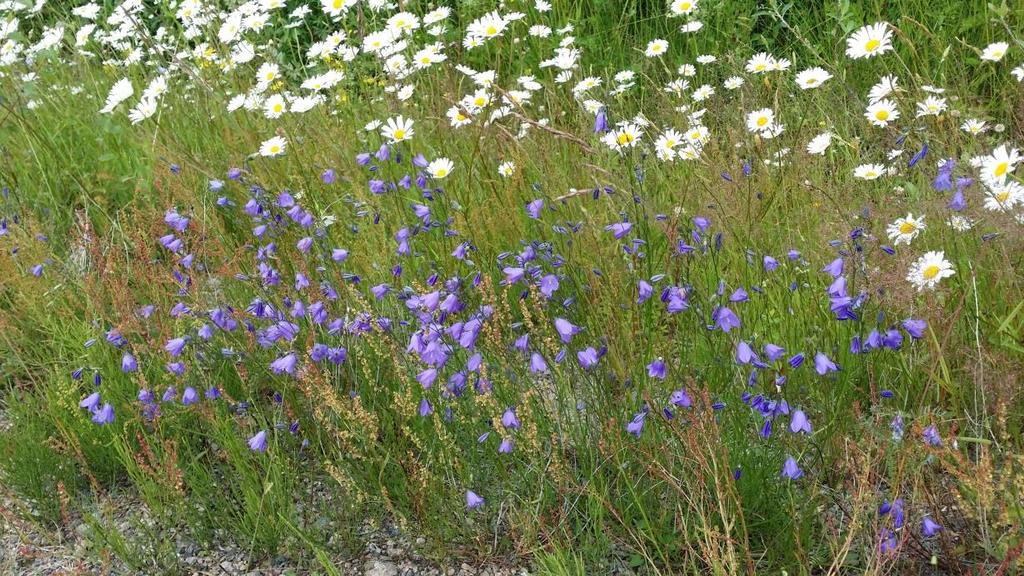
[0, 0, 1023, 573]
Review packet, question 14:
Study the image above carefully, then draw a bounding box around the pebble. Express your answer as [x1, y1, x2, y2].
[364, 559, 399, 576]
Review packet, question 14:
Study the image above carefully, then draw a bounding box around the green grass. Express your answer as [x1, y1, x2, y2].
[1, 0, 1023, 574]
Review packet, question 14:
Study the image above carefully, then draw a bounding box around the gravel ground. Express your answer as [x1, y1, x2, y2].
[0, 493, 528, 576]
[0, 409, 527, 576]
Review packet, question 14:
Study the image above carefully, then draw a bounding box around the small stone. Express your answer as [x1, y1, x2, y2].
[364, 559, 399, 576]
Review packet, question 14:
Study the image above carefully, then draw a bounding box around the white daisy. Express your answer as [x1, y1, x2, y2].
[981, 144, 1021, 184]
[981, 41, 1009, 62]
[865, 99, 899, 127]
[259, 136, 287, 157]
[746, 108, 775, 133]
[806, 132, 832, 155]
[745, 52, 775, 74]
[645, 39, 668, 57]
[907, 251, 955, 291]
[845, 22, 893, 59]
[668, 0, 698, 16]
[983, 180, 1024, 212]
[498, 161, 516, 177]
[960, 119, 987, 135]
[100, 78, 133, 113]
[915, 96, 947, 117]
[886, 213, 925, 245]
[426, 158, 454, 179]
[381, 115, 414, 143]
[853, 163, 886, 180]
[602, 123, 642, 151]
[795, 67, 833, 89]
[723, 76, 744, 90]
[263, 94, 287, 119]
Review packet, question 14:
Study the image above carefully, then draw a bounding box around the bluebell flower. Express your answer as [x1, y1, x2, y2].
[526, 199, 544, 219]
[626, 411, 646, 438]
[604, 222, 632, 239]
[577, 347, 599, 369]
[922, 424, 942, 446]
[121, 352, 138, 373]
[502, 407, 521, 430]
[822, 258, 844, 278]
[248, 430, 268, 452]
[892, 498, 905, 528]
[948, 189, 966, 211]
[529, 352, 548, 373]
[165, 337, 187, 357]
[901, 318, 926, 339]
[922, 516, 942, 538]
[781, 456, 803, 479]
[466, 490, 484, 509]
[933, 158, 955, 190]
[891, 413, 905, 441]
[647, 358, 666, 379]
[790, 409, 812, 434]
[91, 403, 114, 425]
[879, 528, 897, 554]
[735, 341, 757, 365]
[270, 352, 298, 375]
[670, 389, 691, 408]
[79, 392, 101, 412]
[712, 306, 740, 332]
[813, 352, 838, 375]
[554, 318, 580, 343]
[593, 108, 608, 133]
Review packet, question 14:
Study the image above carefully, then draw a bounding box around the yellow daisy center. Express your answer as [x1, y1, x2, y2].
[875, 110, 889, 121]
[617, 132, 634, 145]
[994, 162, 1008, 177]
[757, 116, 769, 127]
[486, 25, 497, 36]
[865, 39, 880, 52]
[393, 129, 405, 140]
[923, 265, 940, 280]
[899, 222, 916, 234]
[996, 191, 1010, 202]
